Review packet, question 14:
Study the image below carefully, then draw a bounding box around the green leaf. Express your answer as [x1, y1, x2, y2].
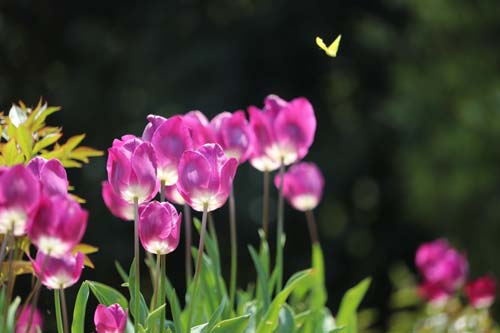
[15, 125, 33, 159]
[115, 260, 129, 283]
[336, 278, 371, 333]
[33, 132, 62, 154]
[128, 259, 149, 326]
[256, 269, 312, 333]
[210, 314, 251, 333]
[2, 139, 20, 166]
[87, 280, 128, 310]
[32, 106, 61, 131]
[166, 278, 183, 333]
[201, 298, 227, 333]
[7, 296, 21, 332]
[72, 282, 90, 333]
[146, 304, 166, 331]
[62, 134, 86, 152]
[276, 304, 295, 333]
[248, 245, 270, 312]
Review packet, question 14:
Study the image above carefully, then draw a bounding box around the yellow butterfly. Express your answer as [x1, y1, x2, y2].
[316, 34, 342, 57]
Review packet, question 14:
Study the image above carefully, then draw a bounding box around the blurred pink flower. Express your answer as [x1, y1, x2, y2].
[211, 111, 254, 163]
[465, 275, 497, 308]
[107, 135, 158, 203]
[94, 303, 127, 333]
[0, 165, 41, 236]
[177, 143, 237, 212]
[28, 194, 88, 257]
[27, 157, 68, 196]
[415, 239, 450, 273]
[138, 201, 182, 255]
[182, 111, 216, 148]
[15, 306, 43, 333]
[418, 282, 452, 307]
[102, 181, 134, 221]
[32, 250, 84, 289]
[274, 162, 324, 211]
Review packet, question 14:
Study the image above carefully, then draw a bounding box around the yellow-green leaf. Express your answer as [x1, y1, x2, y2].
[33, 132, 63, 154]
[15, 125, 33, 160]
[2, 140, 20, 166]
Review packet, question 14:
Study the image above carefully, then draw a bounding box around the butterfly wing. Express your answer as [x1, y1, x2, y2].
[315, 36, 329, 53]
[326, 34, 342, 57]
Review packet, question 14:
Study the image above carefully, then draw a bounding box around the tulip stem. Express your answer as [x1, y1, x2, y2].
[159, 255, 166, 333]
[229, 188, 237, 311]
[60, 288, 69, 333]
[184, 204, 192, 287]
[160, 179, 166, 202]
[54, 290, 64, 333]
[276, 161, 285, 292]
[187, 203, 208, 329]
[305, 210, 319, 245]
[133, 197, 140, 333]
[25, 253, 49, 333]
[152, 253, 161, 310]
[262, 170, 270, 237]
[0, 232, 11, 275]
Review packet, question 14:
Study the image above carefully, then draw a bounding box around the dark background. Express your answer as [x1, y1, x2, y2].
[2, 0, 500, 331]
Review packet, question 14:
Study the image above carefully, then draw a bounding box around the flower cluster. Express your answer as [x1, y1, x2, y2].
[415, 239, 496, 308]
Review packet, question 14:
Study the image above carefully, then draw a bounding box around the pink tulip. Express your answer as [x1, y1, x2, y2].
[465, 275, 497, 308]
[27, 157, 69, 196]
[182, 111, 216, 148]
[177, 143, 238, 212]
[28, 194, 88, 257]
[418, 282, 452, 306]
[415, 239, 450, 274]
[32, 251, 84, 289]
[102, 181, 134, 221]
[138, 201, 182, 255]
[211, 111, 254, 163]
[15, 306, 43, 333]
[94, 303, 128, 333]
[0, 165, 41, 236]
[151, 115, 193, 186]
[107, 135, 158, 203]
[274, 162, 324, 211]
[164, 184, 186, 205]
[142, 114, 167, 142]
[248, 105, 280, 172]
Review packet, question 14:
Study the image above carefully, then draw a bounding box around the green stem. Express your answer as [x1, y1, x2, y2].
[184, 204, 192, 287]
[133, 197, 140, 333]
[187, 204, 208, 329]
[276, 160, 285, 292]
[151, 254, 161, 311]
[160, 179, 166, 202]
[305, 210, 319, 245]
[159, 255, 166, 333]
[25, 253, 49, 333]
[54, 290, 64, 333]
[229, 188, 237, 311]
[60, 288, 69, 333]
[262, 170, 270, 237]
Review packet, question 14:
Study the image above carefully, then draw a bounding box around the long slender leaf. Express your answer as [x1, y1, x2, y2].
[72, 282, 90, 333]
[210, 314, 251, 333]
[128, 259, 149, 326]
[336, 278, 371, 333]
[248, 246, 270, 312]
[87, 280, 128, 309]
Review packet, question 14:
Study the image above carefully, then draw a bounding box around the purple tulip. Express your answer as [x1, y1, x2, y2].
[211, 111, 254, 163]
[138, 201, 182, 255]
[94, 303, 127, 333]
[182, 111, 216, 148]
[28, 194, 88, 257]
[415, 239, 450, 273]
[142, 114, 167, 142]
[177, 143, 238, 212]
[418, 281, 452, 306]
[248, 105, 280, 172]
[27, 157, 69, 196]
[107, 135, 159, 203]
[15, 306, 43, 333]
[0, 165, 41, 236]
[465, 275, 497, 308]
[274, 162, 325, 211]
[164, 184, 186, 205]
[32, 250, 84, 289]
[151, 115, 194, 186]
[102, 181, 134, 221]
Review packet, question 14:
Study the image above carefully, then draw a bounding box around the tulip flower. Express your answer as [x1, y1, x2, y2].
[151, 115, 193, 186]
[182, 111, 216, 148]
[27, 157, 69, 196]
[138, 201, 182, 255]
[211, 111, 254, 163]
[248, 105, 281, 172]
[142, 114, 167, 142]
[274, 162, 325, 212]
[102, 181, 134, 221]
[415, 239, 450, 274]
[32, 251, 84, 289]
[107, 135, 158, 204]
[15, 306, 43, 333]
[465, 275, 497, 308]
[418, 282, 452, 306]
[0, 165, 41, 236]
[94, 303, 127, 333]
[164, 184, 186, 205]
[177, 143, 238, 212]
[28, 194, 88, 257]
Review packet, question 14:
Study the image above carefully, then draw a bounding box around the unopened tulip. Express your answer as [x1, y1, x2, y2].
[142, 114, 167, 142]
[107, 135, 158, 203]
[151, 115, 193, 186]
[465, 275, 497, 308]
[0, 165, 41, 236]
[94, 303, 127, 333]
[15, 306, 43, 333]
[32, 251, 84, 289]
[416, 239, 450, 274]
[274, 162, 324, 211]
[27, 157, 68, 196]
[102, 181, 134, 221]
[211, 111, 254, 163]
[28, 194, 88, 257]
[177, 143, 237, 212]
[182, 111, 216, 148]
[418, 282, 452, 306]
[164, 184, 186, 205]
[138, 201, 182, 254]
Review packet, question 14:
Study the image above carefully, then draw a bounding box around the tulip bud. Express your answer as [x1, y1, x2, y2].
[465, 275, 497, 308]
[15, 306, 43, 333]
[32, 251, 84, 289]
[94, 303, 127, 333]
[102, 181, 134, 221]
[418, 282, 452, 307]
